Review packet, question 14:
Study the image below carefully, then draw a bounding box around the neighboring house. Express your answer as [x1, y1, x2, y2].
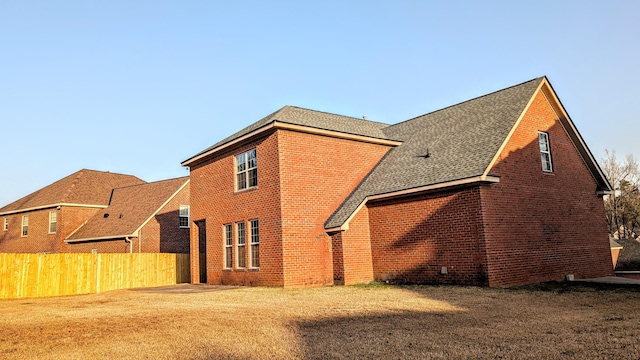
[614, 238, 640, 280]
[0, 169, 190, 254]
[182, 76, 614, 288]
[610, 238, 623, 268]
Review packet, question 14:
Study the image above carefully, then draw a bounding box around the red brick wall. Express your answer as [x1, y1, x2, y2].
[189, 132, 284, 286]
[0, 207, 101, 253]
[277, 130, 390, 286]
[367, 187, 489, 285]
[64, 183, 190, 254]
[332, 206, 374, 285]
[480, 89, 613, 287]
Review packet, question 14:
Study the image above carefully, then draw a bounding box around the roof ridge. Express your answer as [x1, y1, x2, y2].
[388, 77, 545, 129]
[284, 105, 390, 126]
[111, 176, 187, 191]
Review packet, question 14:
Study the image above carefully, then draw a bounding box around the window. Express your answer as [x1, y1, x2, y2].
[3, 217, 7, 231]
[49, 211, 57, 233]
[179, 205, 190, 228]
[235, 149, 257, 190]
[224, 224, 233, 269]
[250, 219, 260, 268]
[21, 215, 28, 237]
[538, 132, 553, 172]
[91, 249, 98, 254]
[236, 221, 246, 268]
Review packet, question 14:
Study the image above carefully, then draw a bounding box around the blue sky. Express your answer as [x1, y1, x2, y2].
[1, 1, 639, 206]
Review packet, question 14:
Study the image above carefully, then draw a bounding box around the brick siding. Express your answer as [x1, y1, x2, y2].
[480, 90, 613, 286]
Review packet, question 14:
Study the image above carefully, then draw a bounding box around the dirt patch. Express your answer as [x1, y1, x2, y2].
[0, 283, 639, 359]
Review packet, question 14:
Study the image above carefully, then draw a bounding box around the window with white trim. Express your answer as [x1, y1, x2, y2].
[250, 219, 260, 268]
[3, 217, 7, 231]
[179, 205, 190, 228]
[21, 215, 28, 237]
[235, 149, 257, 191]
[49, 211, 57, 234]
[224, 224, 233, 269]
[538, 132, 553, 172]
[236, 221, 246, 268]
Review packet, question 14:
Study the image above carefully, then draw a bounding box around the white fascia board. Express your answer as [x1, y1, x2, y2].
[65, 234, 135, 243]
[0, 203, 108, 216]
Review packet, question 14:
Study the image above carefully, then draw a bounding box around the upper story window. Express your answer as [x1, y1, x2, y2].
[538, 132, 553, 173]
[3, 217, 7, 231]
[179, 205, 190, 228]
[235, 149, 257, 191]
[21, 215, 28, 237]
[49, 211, 57, 234]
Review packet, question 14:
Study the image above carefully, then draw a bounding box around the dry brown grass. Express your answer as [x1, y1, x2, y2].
[0, 282, 639, 359]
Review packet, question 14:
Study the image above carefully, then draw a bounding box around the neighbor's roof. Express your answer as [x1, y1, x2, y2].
[325, 77, 544, 229]
[615, 238, 640, 271]
[0, 169, 145, 215]
[182, 105, 394, 166]
[66, 177, 189, 242]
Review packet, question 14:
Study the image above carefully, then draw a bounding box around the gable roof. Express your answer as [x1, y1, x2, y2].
[65, 177, 189, 242]
[0, 169, 145, 215]
[325, 76, 612, 230]
[325, 77, 544, 229]
[182, 105, 399, 167]
[615, 238, 640, 271]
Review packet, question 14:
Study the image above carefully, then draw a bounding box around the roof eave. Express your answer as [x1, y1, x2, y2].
[0, 203, 108, 216]
[64, 234, 135, 243]
[181, 121, 401, 167]
[325, 175, 500, 232]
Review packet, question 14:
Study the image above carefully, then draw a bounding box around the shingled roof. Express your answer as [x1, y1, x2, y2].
[0, 169, 145, 215]
[66, 177, 189, 242]
[614, 238, 640, 271]
[182, 105, 395, 166]
[325, 77, 544, 229]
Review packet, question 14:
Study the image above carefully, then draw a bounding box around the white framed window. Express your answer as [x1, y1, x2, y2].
[179, 205, 190, 228]
[21, 215, 28, 237]
[236, 221, 246, 268]
[224, 224, 233, 269]
[538, 132, 553, 172]
[49, 211, 57, 234]
[3, 217, 7, 231]
[91, 249, 98, 254]
[235, 149, 257, 191]
[250, 219, 260, 268]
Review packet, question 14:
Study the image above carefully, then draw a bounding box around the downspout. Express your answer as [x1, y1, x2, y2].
[125, 237, 133, 253]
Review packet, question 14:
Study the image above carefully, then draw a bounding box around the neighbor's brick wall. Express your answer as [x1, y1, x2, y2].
[277, 130, 390, 287]
[64, 183, 190, 254]
[367, 187, 489, 285]
[0, 207, 102, 253]
[480, 89, 613, 287]
[331, 205, 375, 285]
[189, 132, 284, 286]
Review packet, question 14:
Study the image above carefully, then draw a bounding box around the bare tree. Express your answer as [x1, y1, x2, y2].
[602, 149, 640, 238]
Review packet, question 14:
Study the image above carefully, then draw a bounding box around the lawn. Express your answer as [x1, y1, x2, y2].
[1, 282, 639, 359]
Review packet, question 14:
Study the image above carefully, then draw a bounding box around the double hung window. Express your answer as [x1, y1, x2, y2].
[538, 132, 553, 172]
[236, 149, 257, 190]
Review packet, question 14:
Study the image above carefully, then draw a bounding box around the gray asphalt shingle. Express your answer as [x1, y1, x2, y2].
[183, 106, 392, 164]
[325, 77, 544, 228]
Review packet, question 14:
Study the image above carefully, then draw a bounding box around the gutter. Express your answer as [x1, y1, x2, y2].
[0, 203, 108, 216]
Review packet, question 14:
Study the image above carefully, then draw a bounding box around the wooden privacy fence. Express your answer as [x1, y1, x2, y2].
[0, 253, 191, 299]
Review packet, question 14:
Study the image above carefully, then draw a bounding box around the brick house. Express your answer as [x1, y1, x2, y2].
[182, 76, 614, 287]
[0, 169, 190, 254]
